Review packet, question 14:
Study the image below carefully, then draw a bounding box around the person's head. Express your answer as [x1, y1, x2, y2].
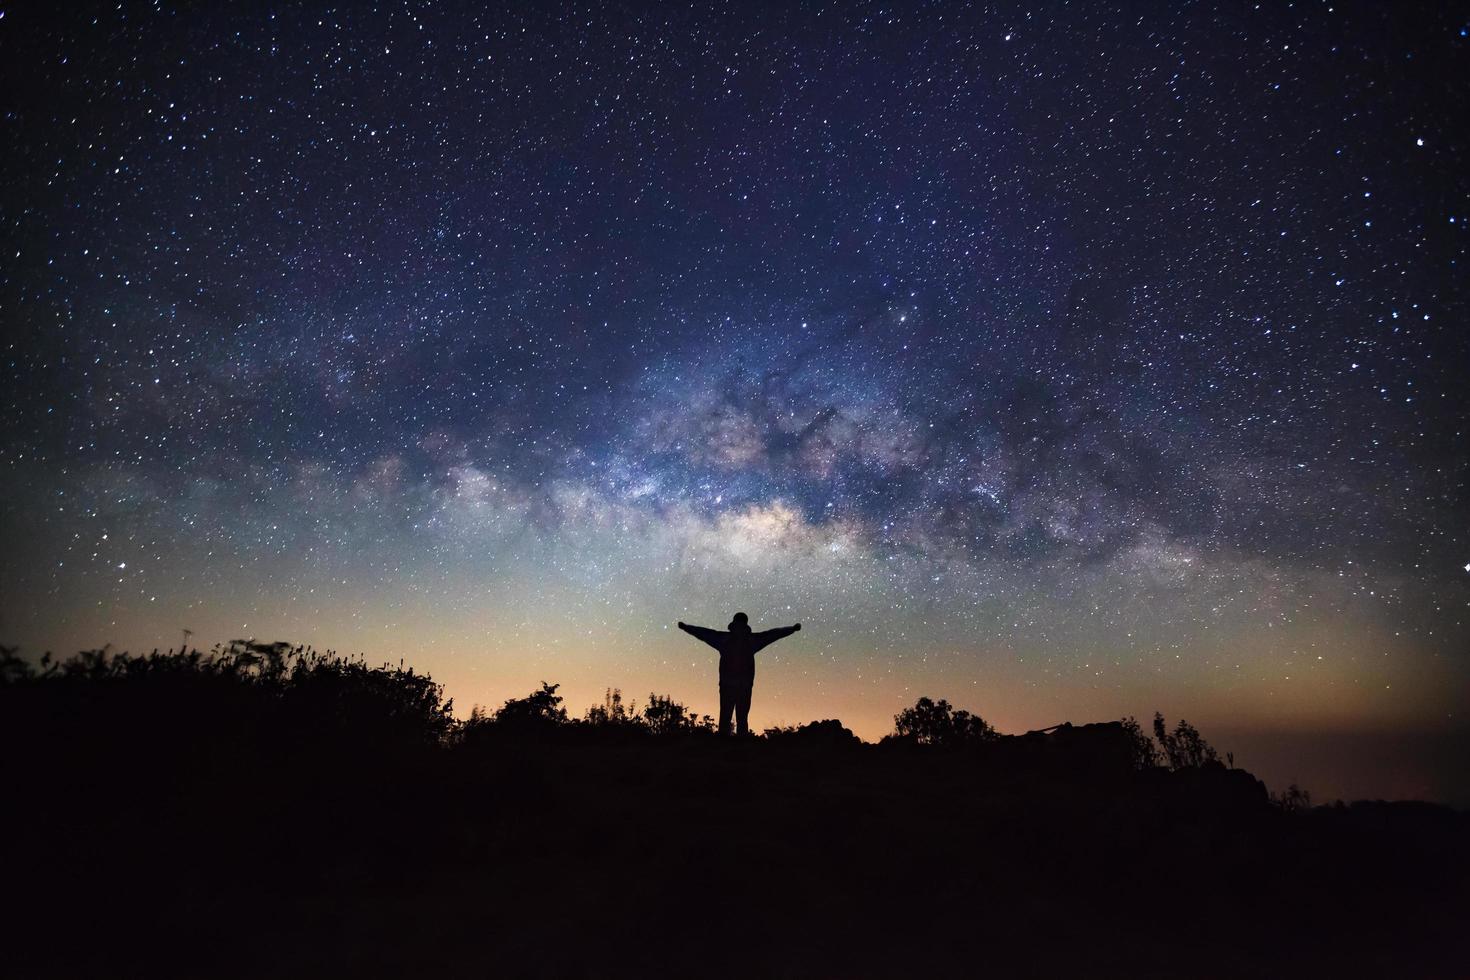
[728, 611, 750, 634]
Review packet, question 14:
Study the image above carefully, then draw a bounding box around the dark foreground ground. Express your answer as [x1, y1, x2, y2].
[4, 651, 1467, 978]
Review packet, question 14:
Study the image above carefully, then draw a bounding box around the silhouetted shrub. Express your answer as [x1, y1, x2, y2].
[1272, 782, 1313, 813]
[1120, 715, 1161, 769]
[640, 691, 714, 735]
[764, 718, 862, 748]
[0, 644, 30, 683]
[583, 687, 640, 727]
[0, 642, 457, 746]
[892, 696, 997, 746]
[490, 681, 569, 730]
[1152, 712, 1220, 770]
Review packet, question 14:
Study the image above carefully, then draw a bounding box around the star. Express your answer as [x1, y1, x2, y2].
[0, 0, 1462, 793]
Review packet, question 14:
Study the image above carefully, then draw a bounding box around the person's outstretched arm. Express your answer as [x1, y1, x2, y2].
[752, 623, 801, 653]
[677, 622, 723, 648]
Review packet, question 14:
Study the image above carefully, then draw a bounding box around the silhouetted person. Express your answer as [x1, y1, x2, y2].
[677, 612, 800, 735]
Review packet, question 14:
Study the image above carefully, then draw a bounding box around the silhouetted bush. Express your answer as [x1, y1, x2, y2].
[1120, 715, 1162, 769]
[891, 695, 998, 746]
[1272, 782, 1314, 813]
[464, 684, 716, 740]
[0, 641, 457, 747]
[583, 687, 639, 726]
[1152, 711, 1221, 770]
[484, 681, 569, 730]
[0, 644, 29, 683]
[764, 718, 862, 748]
[640, 691, 715, 735]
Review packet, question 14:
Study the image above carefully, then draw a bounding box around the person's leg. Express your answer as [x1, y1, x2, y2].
[735, 685, 752, 736]
[719, 684, 735, 735]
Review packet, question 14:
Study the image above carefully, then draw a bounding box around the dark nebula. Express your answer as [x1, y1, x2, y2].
[2, 2, 1466, 802]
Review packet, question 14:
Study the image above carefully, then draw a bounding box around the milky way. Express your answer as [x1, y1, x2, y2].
[2, 3, 1467, 797]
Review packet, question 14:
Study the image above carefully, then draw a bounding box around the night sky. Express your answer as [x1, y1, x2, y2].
[3, 3, 1467, 802]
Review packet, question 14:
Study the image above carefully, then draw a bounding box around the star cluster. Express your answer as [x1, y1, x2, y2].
[2, 3, 1467, 798]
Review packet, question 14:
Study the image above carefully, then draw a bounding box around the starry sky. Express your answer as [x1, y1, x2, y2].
[2, 2, 1467, 803]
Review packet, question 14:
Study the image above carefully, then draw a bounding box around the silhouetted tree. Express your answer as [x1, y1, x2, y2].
[494, 682, 568, 729]
[1120, 715, 1161, 769]
[764, 719, 862, 747]
[0, 642, 458, 744]
[583, 687, 638, 726]
[0, 644, 29, 684]
[1272, 783, 1314, 813]
[1152, 712, 1220, 770]
[640, 692, 713, 735]
[893, 696, 997, 746]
